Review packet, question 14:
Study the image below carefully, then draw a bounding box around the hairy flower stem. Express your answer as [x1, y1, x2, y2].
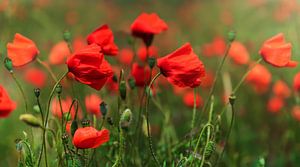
[58, 95, 65, 133]
[191, 88, 198, 130]
[36, 57, 58, 82]
[38, 71, 68, 167]
[145, 72, 161, 166]
[10, 72, 28, 113]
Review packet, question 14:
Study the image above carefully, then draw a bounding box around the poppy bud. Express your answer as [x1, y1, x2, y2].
[229, 94, 236, 105]
[47, 131, 54, 148]
[120, 108, 132, 130]
[112, 75, 118, 82]
[81, 119, 90, 127]
[228, 30, 236, 42]
[34, 88, 40, 98]
[33, 104, 40, 113]
[128, 78, 136, 90]
[71, 120, 78, 137]
[63, 30, 72, 43]
[147, 57, 156, 69]
[56, 84, 62, 94]
[119, 81, 126, 100]
[19, 114, 42, 128]
[100, 101, 108, 117]
[4, 57, 13, 73]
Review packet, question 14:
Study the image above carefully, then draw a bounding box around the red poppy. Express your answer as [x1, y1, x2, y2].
[229, 41, 250, 65]
[131, 13, 168, 45]
[48, 41, 70, 65]
[201, 36, 226, 57]
[7, 33, 40, 67]
[73, 127, 110, 149]
[86, 24, 118, 56]
[293, 72, 300, 91]
[267, 96, 284, 113]
[200, 70, 214, 88]
[259, 33, 297, 67]
[157, 43, 206, 88]
[66, 44, 114, 90]
[272, 80, 291, 99]
[24, 68, 47, 88]
[66, 121, 71, 134]
[183, 91, 203, 108]
[85, 94, 102, 116]
[131, 63, 151, 87]
[137, 45, 158, 62]
[73, 36, 86, 52]
[51, 96, 82, 119]
[292, 106, 300, 122]
[0, 85, 16, 118]
[118, 48, 134, 65]
[246, 64, 271, 93]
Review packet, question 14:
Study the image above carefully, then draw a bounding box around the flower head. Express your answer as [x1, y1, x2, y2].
[73, 127, 110, 149]
[0, 85, 16, 118]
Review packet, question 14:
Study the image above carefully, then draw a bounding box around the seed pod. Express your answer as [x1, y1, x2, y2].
[4, 57, 13, 73]
[19, 114, 42, 128]
[63, 30, 72, 43]
[71, 120, 78, 137]
[229, 94, 236, 105]
[228, 30, 236, 42]
[119, 81, 126, 100]
[120, 108, 132, 130]
[55, 84, 62, 94]
[147, 57, 156, 69]
[34, 88, 40, 97]
[100, 102, 108, 117]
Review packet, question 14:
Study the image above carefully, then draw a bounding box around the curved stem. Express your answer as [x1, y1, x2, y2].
[36, 57, 58, 82]
[10, 72, 28, 113]
[145, 72, 161, 166]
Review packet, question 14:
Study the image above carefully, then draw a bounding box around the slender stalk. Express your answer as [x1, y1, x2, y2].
[191, 88, 198, 130]
[10, 72, 28, 113]
[58, 95, 65, 133]
[145, 72, 161, 166]
[36, 57, 58, 82]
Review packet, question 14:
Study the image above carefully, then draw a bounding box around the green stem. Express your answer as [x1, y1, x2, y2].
[36, 57, 58, 82]
[10, 72, 28, 113]
[145, 72, 161, 166]
[191, 88, 198, 130]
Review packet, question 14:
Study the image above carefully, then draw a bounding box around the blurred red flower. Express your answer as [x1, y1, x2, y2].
[66, 121, 71, 134]
[272, 80, 291, 99]
[267, 96, 284, 113]
[229, 41, 250, 65]
[51, 96, 82, 119]
[201, 36, 226, 57]
[131, 63, 151, 87]
[183, 91, 203, 108]
[293, 72, 300, 91]
[0, 85, 16, 118]
[246, 64, 271, 93]
[48, 41, 70, 65]
[86, 24, 118, 56]
[292, 106, 300, 122]
[24, 68, 47, 88]
[67, 44, 113, 90]
[131, 13, 168, 45]
[118, 48, 134, 65]
[7, 33, 39, 67]
[157, 43, 205, 88]
[259, 33, 297, 68]
[137, 45, 158, 61]
[85, 94, 102, 117]
[73, 127, 110, 149]
[200, 70, 214, 88]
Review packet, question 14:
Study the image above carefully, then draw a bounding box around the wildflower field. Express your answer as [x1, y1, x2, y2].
[1, 0, 300, 166]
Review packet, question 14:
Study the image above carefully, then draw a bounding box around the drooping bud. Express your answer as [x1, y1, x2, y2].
[71, 120, 78, 137]
[81, 119, 90, 127]
[63, 30, 72, 43]
[228, 30, 236, 42]
[119, 81, 127, 100]
[34, 88, 40, 98]
[4, 57, 13, 73]
[147, 57, 156, 69]
[55, 84, 62, 94]
[120, 108, 132, 130]
[100, 101, 108, 117]
[33, 104, 40, 113]
[128, 78, 136, 90]
[229, 94, 236, 105]
[19, 114, 42, 128]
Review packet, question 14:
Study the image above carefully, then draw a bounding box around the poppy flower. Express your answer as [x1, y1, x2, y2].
[267, 96, 284, 113]
[51, 96, 82, 119]
[0, 85, 16, 118]
[131, 13, 168, 46]
[118, 48, 134, 66]
[245, 64, 271, 93]
[292, 106, 300, 122]
[85, 94, 102, 116]
[183, 91, 203, 108]
[137, 45, 158, 62]
[48, 41, 70, 65]
[73, 36, 86, 52]
[293, 72, 300, 91]
[201, 36, 226, 57]
[7, 33, 40, 67]
[24, 68, 47, 88]
[229, 41, 250, 65]
[73, 127, 110, 149]
[86, 24, 118, 56]
[259, 33, 297, 68]
[66, 44, 114, 90]
[131, 63, 151, 87]
[272, 80, 291, 99]
[157, 43, 206, 88]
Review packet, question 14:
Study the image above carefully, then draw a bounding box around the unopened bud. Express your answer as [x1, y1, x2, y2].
[100, 102, 108, 117]
[81, 119, 90, 127]
[229, 94, 236, 105]
[63, 30, 72, 43]
[228, 30, 236, 42]
[19, 114, 42, 128]
[120, 108, 132, 130]
[119, 81, 126, 100]
[147, 57, 156, 69]
[4, 57, 13, 73]
[56, 84, 62, 94]
[34, 88, 40, 97]
[71, 120, 78, 137]
[128, 78, 136, 90]
[33, 104, 40, 113]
